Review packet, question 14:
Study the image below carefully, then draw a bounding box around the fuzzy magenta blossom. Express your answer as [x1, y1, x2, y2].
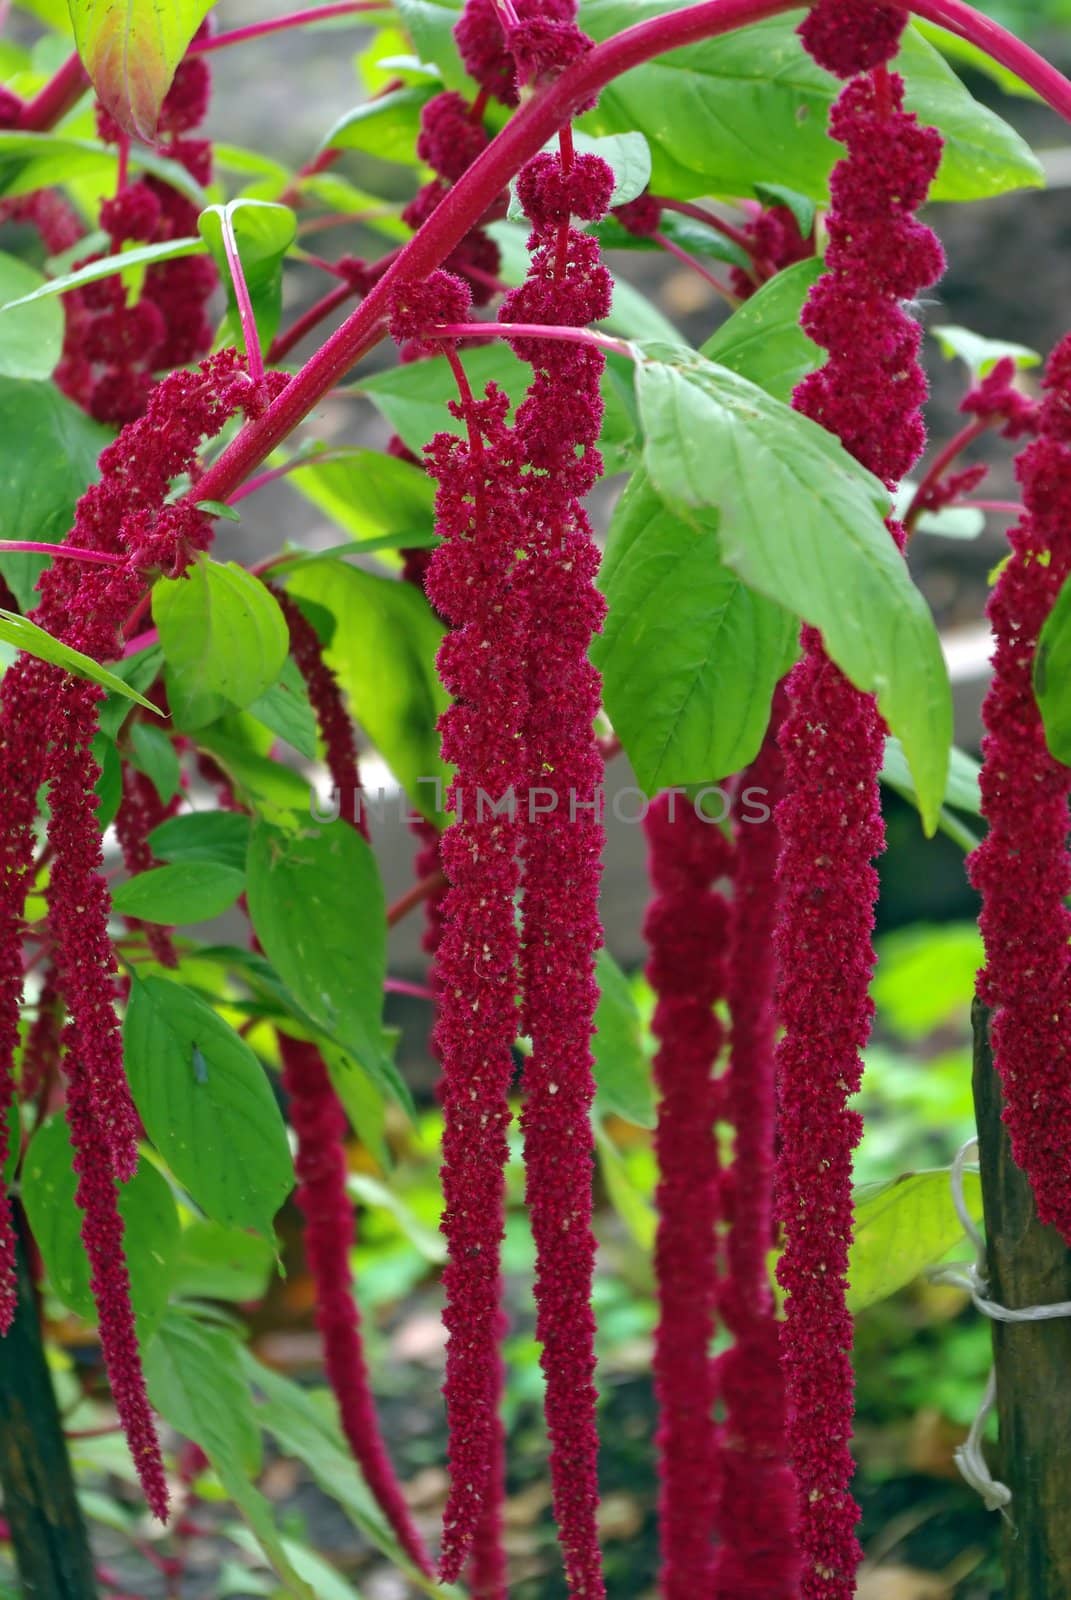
[20, 969, 63, 1110]
[715, 718, 802, 1598]
[278, 1034, 431, 1571]
[404, 71, 500, 306]
[777, 17, 945, 1597]
[0, 352, 268, 1479]
[394, 269, 527, 1580]
[729, 203, 813, 300]
[500, 144, 613, 1600]
[642, 793, 733, 1598]
[969, 334, 1071, 1242]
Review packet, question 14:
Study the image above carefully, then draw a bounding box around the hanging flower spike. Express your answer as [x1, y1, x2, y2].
[391, 270, 525, 1580]
[778, 11, 945, 1597]
[642, 792, 733, 1598]
[501, 142, 614, 1600]
[714, 713, 802, 1598]
[278, 1035, 433, 1571]
[0, 352, 269, 1486]
[969, 335, 1071, 1243]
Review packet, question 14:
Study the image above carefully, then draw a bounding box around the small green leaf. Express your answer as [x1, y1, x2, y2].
[247, 660, 319, 761]
[196, 499, 241, 523]
[246, 819, 389, 1075]
[595, 475, 797, 790]
[593, 950, 654, 1128]
[321, 84, 437, 164]
[634, 346, 952, 832]
[147, 810, 252, 871]
[21, 1114, 180, 1338]
[0, 236, 204, 312]
[112, 862, 245, 924]
[153, 557, 289, 725]
[145, 1310, 262, 1475]
[1035, 573, 1071, 764]
[848, 1167, 983, 1312]
[67, 0, 215, 139]
[931, 323, 1041, 377]
[198, 201, 297, 355]
[701, 257, 824, 403]
[124, 975, 293, 1238]
[129, 721, 181, 804]
[283, 447, 435, 543]
[881, 735, 981, 818]
[0, 608, 162, 711]
[172, 1220, 275, 1304]
[0, 252, 64, 379]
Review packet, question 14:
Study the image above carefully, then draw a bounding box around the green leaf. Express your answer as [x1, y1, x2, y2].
[283, 447, 435, 543]
[192, 732, 313, 824]
[0, 236, 205, 313]
[124, 975, 293, 1238]
[198, 201, 297, 356]
[319, 1041, 391, 1167]
[0, 608, 162, 711]
[701, 257, 824, 402]
[347, 1172, 446, 1263]
[0, 377, 109, 610]
[112, 862, 245, 924]
[153, 558, 290, 727]
[67, 0, 215, 139]
[147, 811, 252, 871]
[246, 660, 319, 762]
[129, 721, 181, 804]
[225, 1528, 365, 1600]
[634, 346, 952, 832]
[0, 252, 64, 379]
[284, 562, 449, 820]
[894, 482, 985, 540]
[508, 130, 651, 222]
[594, 1122, 655, 1250]
[0, 133, 206, 204]
[21, 1114, 180, 1338]
[172, 1220, 275, 1304]
[246, 819, 389, 1076]
[576, 7, 1042, 203]
[594, 474, 797, 790]
[321, 84, 437, 164]
[848, 1167, 983, 1312]
[881, 735, 981, 818]
[1035, 573, 1071, 764]
[592, 950, 654, 1128]
[931, 323, 1041, 377]
[145, 1310, 261, 1475]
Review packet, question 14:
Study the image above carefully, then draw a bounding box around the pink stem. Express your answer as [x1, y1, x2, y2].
[903, 417, 990, 530]
[0, 541, 122, 567]
[966, 498, 1025, 515]
[219, 210, 265, 384]
[653, 230, 738, 301]
[433, 320, 633, 356]
[655, 195, 761, 259]
[123, 628, 158, 658]
[185, 0, 1071, 514]
[384, 977, 437, 1001]
[17, 51, 88, 130]
[191, 2, 385, 55]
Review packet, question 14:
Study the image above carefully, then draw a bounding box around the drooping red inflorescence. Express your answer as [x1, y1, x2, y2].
[396, 269, 527, 1581]
[777, 24, 945, 1599]
[501, 144, 612, 1600]
[0, 350, 268, 1483]
[642, 793, 733, 1598]
[714, 720, 802, 1598]
[278, 1034, 432, 1571]
[969, 335, 1071, 1243]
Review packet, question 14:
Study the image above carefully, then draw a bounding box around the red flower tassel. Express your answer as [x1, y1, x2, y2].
[643, 793, 733, 1597]
[969, 334, 1071, 1242]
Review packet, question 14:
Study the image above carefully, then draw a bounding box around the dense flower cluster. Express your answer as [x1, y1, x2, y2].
[642, 794, 732, 1598]
[58, 45, 217, 424]
[278, 1035, 432, 1570]
[404, 81, 501, 305]
[0, 351, 269, 1501]
[500, 143, 612, 1600]
[401, 270, 527, 1583]
[969, 334, 1071, 1242]
[777, 18, 945, 1598]
[730, 202, 813, 299]
[715, 719, 802, 1597]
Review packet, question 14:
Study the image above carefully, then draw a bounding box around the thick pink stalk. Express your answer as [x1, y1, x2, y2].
[278, 1035, 431, 1572]
[186, 0, 1071, 516]
[192, 3, 384, 55]
[643, 793, 733, 1597]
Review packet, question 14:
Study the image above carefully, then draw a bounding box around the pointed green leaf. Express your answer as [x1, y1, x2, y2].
[1035, 572, 1071, 764]
[124, 975, 293, 1237]
[634, 347, 952, 832]
[147, 810, 252, 871]
[198, 200, 297, 355]
[112, 862, 245, 924]
[67, 0, 215, 139]
[701, 257, 824, 402]
[153, 557, 290, 727]
[848, 1167, 983, 1312]
[593, 950, 654, 1129]
[0, 608, 162, 711]
[0, 236, 204, 312]
[0, 252, 64, 379]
